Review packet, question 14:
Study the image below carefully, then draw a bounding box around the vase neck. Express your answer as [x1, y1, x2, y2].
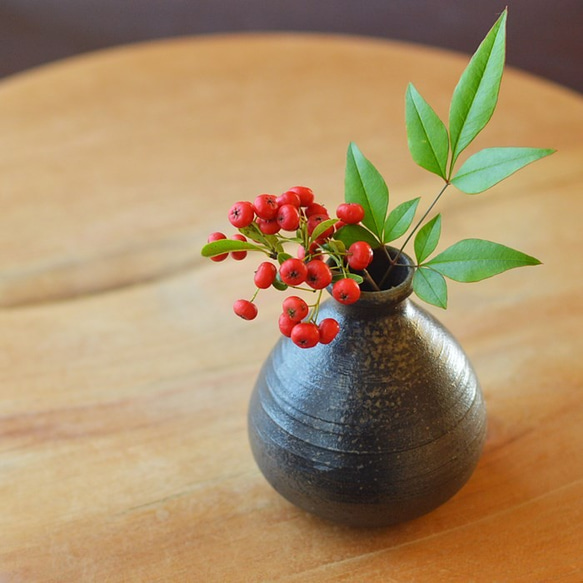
[336, 246, 415, 314]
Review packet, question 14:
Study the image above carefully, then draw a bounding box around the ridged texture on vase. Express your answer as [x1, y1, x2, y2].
[248, 275, 486, 527]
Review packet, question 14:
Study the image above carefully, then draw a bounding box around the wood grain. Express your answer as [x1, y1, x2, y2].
[0, 34, 582, 582]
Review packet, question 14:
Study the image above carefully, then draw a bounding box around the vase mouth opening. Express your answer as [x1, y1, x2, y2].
[351, 246, 415, 307]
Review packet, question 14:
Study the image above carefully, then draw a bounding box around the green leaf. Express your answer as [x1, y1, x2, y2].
[239, 223, 266, 244]
[323, 239, 346, 255]
[451, 147, 556, 194]
[345, 142, 389, 239]
[239, 224, 284, 253]
[426, 238, 541, 282]
[201, 239, 264, 257]
[310, 218, 338, 242]
[405, 84, 449, 179]
[272, 274, 288, 291]
[449, 9, 507, 167]
[334, 223, 380, 249]
[277, 252, 292, 264]
[346, 273, 364, 284]
[384, 197, 421, 243]
[266, 234, 284, 254]
[413, 267, 448, 309]
[414, 214, 442, 264]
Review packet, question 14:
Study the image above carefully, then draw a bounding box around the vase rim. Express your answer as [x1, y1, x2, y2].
[327, 246, 415, 309]
[356, 246, 415, 307]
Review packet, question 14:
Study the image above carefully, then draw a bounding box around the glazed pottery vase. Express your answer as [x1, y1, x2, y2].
[248, 248, 487, 528]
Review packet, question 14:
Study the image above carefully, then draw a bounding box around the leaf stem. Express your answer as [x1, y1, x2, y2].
[380, 242, 392, 263]
[362, 268, 381, 291]
[379, 181, 450, 288]
[400, 181, 450, 254]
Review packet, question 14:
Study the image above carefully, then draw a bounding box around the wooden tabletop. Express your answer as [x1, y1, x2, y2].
[1, 34, 582, 582]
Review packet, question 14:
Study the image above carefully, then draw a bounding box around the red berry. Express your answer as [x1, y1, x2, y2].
[298, 240, 324, 261]
[276, 191, 301, 208]
[318, 318, 340, 344]
[332, 278, 361, 305]
[282, 296, 309, 322]
[279, 258, 308, 286]
[207, 232, 228, 262]
[253, 194, 279, 219]
[256, 217, 281, 235]
[278, 313, 297, 337]
[291, 322, 320, 349]
[287, 186, 314, 207]
[309, 238, 326, 259]
[276, 204, 301, 231]
[335, 220, 347, 231]
[228, 201, 254, 228]
[254, 262, 277, 289]
[233, 299, 258, 320]
[305, 203, 328, 218]
[336, 203, 365, 224]
[306, 260, 333, 290]
[231, 234, 248, 261]
[307, 214, 333, 238]
[347, 241, 374, 270]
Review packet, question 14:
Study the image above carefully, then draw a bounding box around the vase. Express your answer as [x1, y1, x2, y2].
[248, 247, 487, 528]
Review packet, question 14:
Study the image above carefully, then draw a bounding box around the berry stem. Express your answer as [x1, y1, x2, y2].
[309, 289, 323, 323]
[287, 285, 318, 293]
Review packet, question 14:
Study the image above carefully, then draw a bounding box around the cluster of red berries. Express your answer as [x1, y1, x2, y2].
[205, 186, 374, 349]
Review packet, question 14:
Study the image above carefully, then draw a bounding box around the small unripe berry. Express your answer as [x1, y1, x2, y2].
[276, 203, 301, 231]
[228, 201, 254, 228]
[282, 296, 309, 322]
[233, 299, 258, 320]
[253, 194, 279, 219]
[336, 203, 365, 224]
[207, 232, 228, 262]
[306, 260, 333, 290]
[254, 262, 277, 289]
[332, 278, 361, 305]
[318, 318, 340, 344]
[279, 258, 308, 286]
[347, 241, 374, 271]
[287, 186, 314, 207]
[230, 234, 248, 261]
[291, 322, 320, 349]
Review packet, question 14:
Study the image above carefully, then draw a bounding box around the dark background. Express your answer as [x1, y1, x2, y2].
[1, 1, 581, 92]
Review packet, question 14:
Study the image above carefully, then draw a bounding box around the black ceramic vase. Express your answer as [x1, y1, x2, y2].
[248, 248, 486, 528]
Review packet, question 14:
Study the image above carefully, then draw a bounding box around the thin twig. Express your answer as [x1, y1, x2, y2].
[362, 268, 381, 291]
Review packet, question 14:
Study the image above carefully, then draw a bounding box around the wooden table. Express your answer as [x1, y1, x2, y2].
[1, 34, 581, 582]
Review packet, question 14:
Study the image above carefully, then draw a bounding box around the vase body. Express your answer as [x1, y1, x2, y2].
[248, 255, 486, 528]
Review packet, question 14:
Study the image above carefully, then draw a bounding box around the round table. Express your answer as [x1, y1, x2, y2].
[1, 34, 582, 582]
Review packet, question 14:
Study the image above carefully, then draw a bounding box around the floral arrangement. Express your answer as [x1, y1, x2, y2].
[201, 9, 554, 349]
